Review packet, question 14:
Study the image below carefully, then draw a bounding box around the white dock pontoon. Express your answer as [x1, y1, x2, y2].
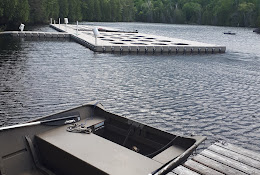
[50, 24, 226, 54]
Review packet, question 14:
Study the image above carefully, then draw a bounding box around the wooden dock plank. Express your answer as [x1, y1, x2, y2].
[183, 159, 224, 175]
[172, 165, 200, 175]
[171, 142, 260, 175]
[208, 144, 260, 169]
[215, 142, 260, 162]
[201, 149, 260, 175]
[166, 172, 176, 175]
[193, 154, 247, 175]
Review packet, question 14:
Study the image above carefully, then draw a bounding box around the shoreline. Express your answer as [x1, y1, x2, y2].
[1, 21, 259, 32]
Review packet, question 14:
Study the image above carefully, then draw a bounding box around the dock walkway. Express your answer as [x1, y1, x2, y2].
[50, 24, 226, 54]
[167, 142, 260, 175]
[0, 31, 70, 38]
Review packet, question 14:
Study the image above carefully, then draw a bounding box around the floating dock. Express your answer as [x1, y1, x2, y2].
[0, 31, 70, 38]
[167, 141, 260, 175]
[50, 24, 226, 54]
[0, 24, 226, 54]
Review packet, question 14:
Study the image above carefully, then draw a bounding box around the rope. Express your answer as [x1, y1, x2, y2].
[66, 102, 101, 134]
[123, 125, 134, 146]
[146, 136, 178, 158]
[66, 123, 92, 134]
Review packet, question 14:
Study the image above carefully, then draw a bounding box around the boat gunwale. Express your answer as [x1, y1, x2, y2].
[26, 100, 206, 146]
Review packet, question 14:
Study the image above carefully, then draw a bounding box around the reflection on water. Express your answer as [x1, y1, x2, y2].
[0, 23, 260, 152]
[0, 36, 22, 53]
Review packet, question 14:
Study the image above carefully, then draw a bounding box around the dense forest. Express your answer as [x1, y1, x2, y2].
[0, 0, 260, 30]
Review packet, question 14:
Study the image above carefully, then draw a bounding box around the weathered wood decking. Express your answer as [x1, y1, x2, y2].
[167, 142, 260, 175]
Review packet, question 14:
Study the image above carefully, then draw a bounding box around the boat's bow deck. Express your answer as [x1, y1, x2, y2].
[35, 117, 162, 175]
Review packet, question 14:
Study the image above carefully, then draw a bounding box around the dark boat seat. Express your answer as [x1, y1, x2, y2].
[152, 145, 185, 164]
[19, 170, 45, 175]
[35, 117, 162, 175]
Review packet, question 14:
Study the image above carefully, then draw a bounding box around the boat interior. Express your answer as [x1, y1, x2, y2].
[0, 102, 206, 175]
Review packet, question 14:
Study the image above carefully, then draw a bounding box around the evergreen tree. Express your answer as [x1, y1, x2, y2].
[29, 0, 46, 23]
[81, 0, 88, 21]
[86, 0, 95, 21]
[182, 2, 202, 24]
[93, 0, 101, 21]
[100, 0, 112, 21]
[2, 0, 18, 21]
[110, 0, 121, 21]
[68, 0, 82, 21]
[45, 0, 60, 21]
[238, 2, 255, 26]
[0, 4, 3, 18]
[173, 8, 185, 24]
[15, 0, 30, 23]
[59, 0, 69, 19]
[121, 0, 136, 22]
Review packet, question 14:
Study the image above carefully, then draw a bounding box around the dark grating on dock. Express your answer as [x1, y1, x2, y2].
[167, 142, 260, 175]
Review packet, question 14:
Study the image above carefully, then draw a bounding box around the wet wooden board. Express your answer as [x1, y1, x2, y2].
[208, 144, 260, 170]
[183, 159, 224, 175]
[192, 154, 247, 175]
[167, 142, 260, 175]
[214, 142, 260, 162]
[172, 165, 200, 175]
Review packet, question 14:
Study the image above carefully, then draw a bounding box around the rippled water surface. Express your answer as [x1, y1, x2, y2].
[1, 23, 260, 152]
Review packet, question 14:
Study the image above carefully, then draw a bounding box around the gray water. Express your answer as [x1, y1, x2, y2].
[0, 23, 260, 152]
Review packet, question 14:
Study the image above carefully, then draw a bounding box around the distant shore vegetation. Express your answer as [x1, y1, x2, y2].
[0, 0, 260, 30]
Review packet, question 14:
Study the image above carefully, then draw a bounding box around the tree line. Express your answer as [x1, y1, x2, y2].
[135, 0, 260, 27]
[0, 0, 136, 30]
[0, 0, 260, 30]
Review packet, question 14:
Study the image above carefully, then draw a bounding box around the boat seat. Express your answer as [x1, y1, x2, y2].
[152, 145, 185, 164]
[35, 117, 162, 175]
[19, 170, 45, 175]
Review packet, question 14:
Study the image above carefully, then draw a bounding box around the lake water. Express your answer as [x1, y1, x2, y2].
[0, 23, 260, 152]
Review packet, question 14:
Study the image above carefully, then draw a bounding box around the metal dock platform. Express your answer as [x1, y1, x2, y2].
[50, 24, 226, 54]
[167, 141, 260, 175]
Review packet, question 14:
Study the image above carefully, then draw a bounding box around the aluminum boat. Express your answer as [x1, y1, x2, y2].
[0, 101, 206, 175]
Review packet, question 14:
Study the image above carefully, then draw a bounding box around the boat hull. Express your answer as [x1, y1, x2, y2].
[0, 101, 206, 175]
